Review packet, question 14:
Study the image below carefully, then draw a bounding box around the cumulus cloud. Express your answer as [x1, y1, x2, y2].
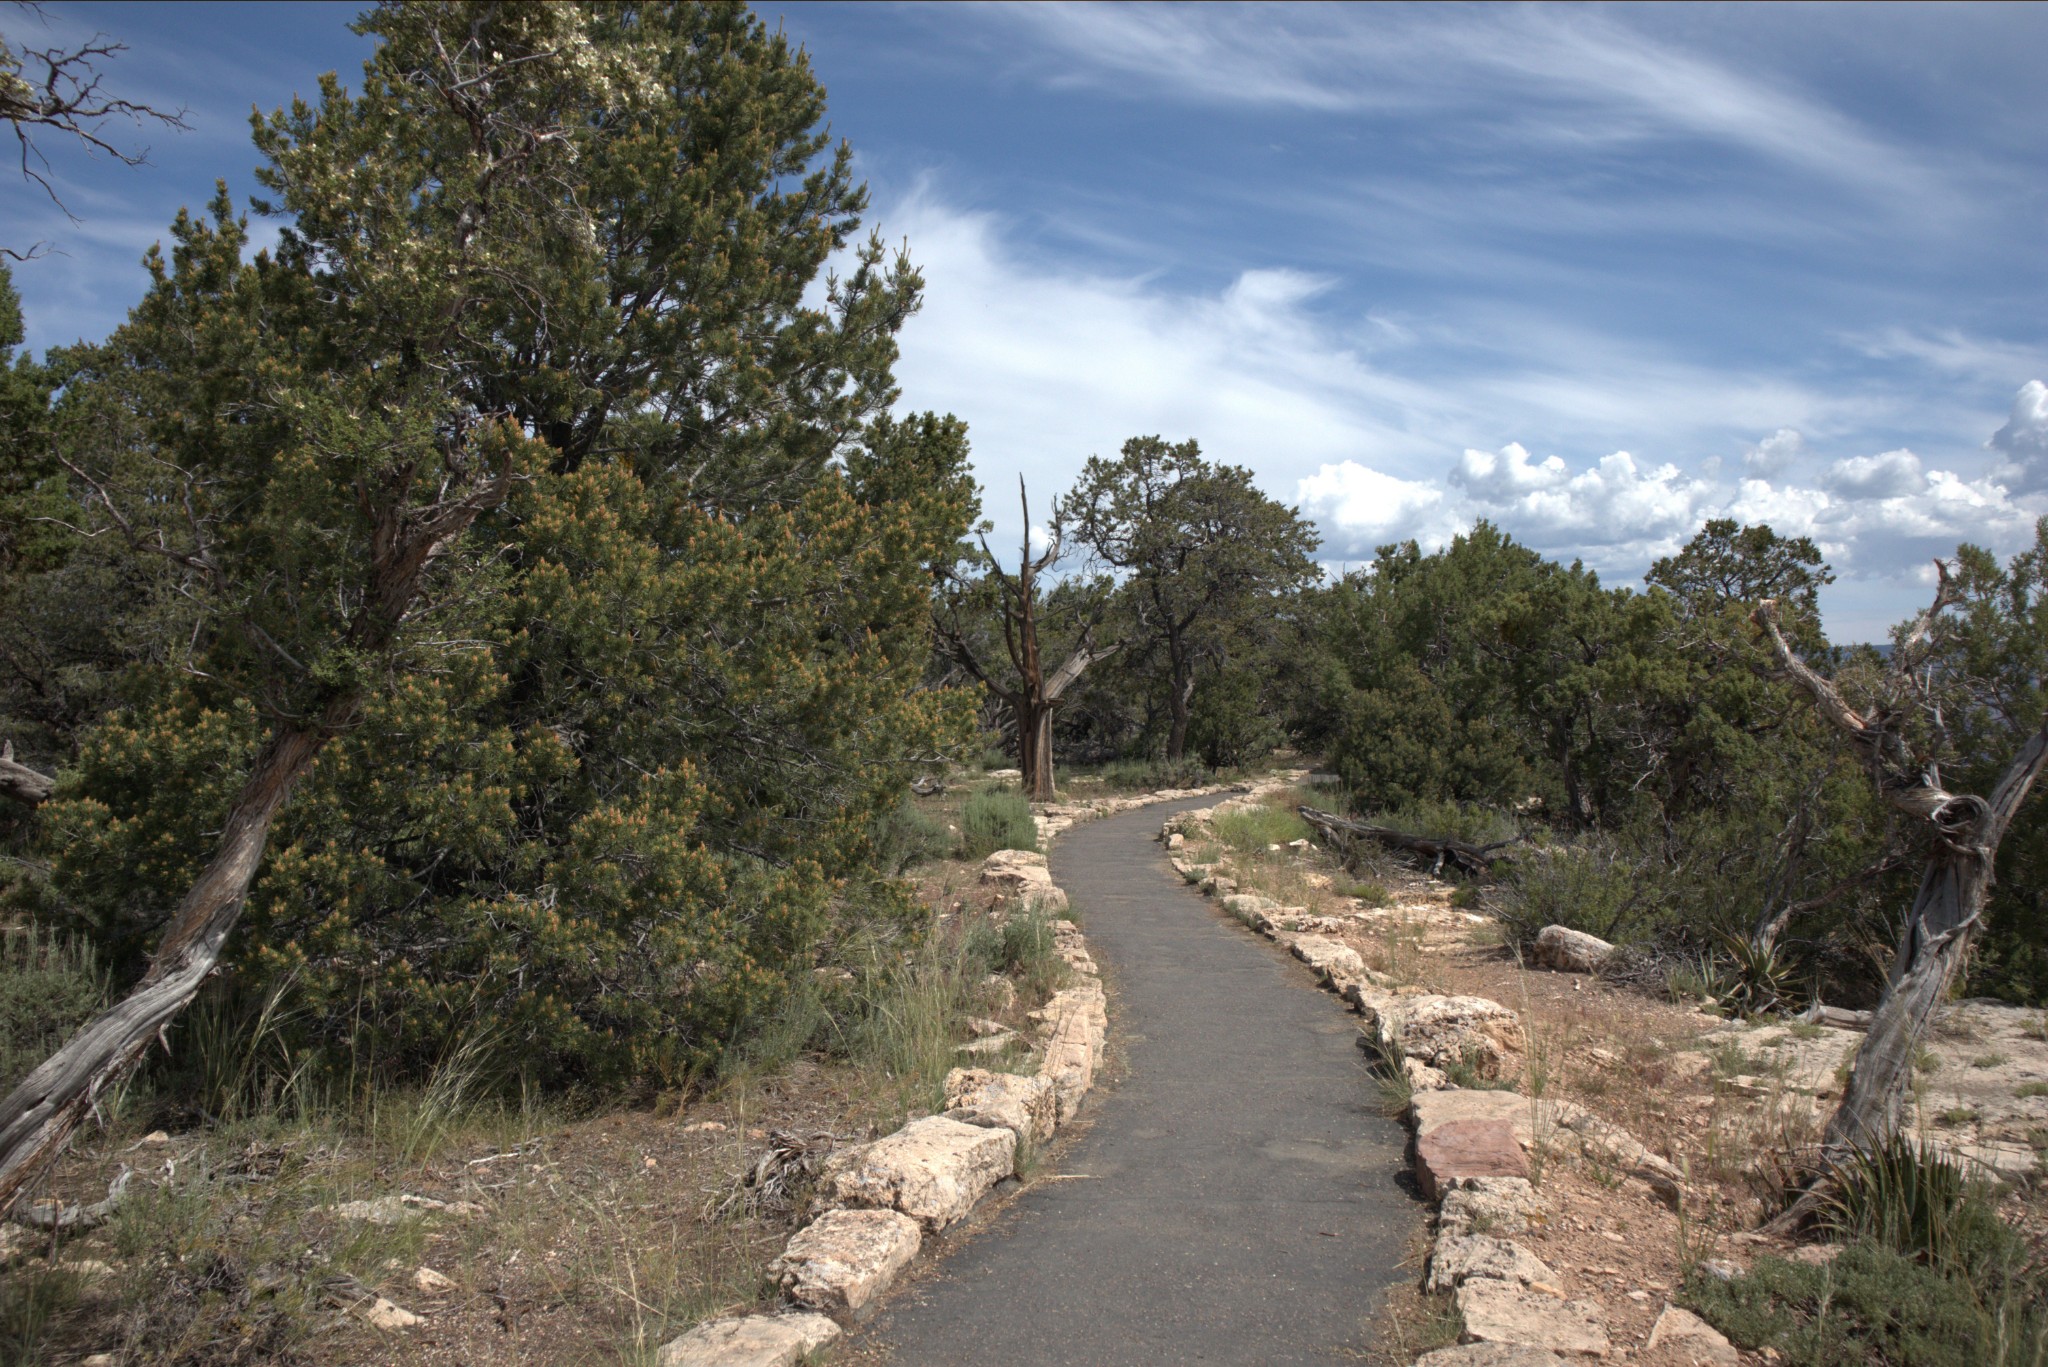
[1743, 427, 1804, 476]
[1824, 448, 1923, 499]
[1989, 379, 2048, 493]
[1295, 462, 1454, 554]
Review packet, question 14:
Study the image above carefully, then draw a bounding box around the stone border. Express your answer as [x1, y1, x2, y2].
[654, 784, 1237, 1364]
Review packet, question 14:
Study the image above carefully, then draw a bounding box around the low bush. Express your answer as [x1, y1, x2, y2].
[1086, 756, 1214, 792]
[1689, 1137, 2047, 1367]
[958, 788, 1038, 860]
[872, 792, 953, 874]
[0, 923, 105, 1095]
[1491, 836, 1669, 948]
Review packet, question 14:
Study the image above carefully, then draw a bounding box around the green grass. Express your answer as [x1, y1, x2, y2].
[2015, 1081, 2048, 1099]
[0, 922, 106, 1096]
[958, 788, 1038, 859]
[1211, 805, 1311, 854]
[1341, 880, 1392, 907]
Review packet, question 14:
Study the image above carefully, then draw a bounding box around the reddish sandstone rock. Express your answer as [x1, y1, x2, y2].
[1417, 1118, 1529, 1200]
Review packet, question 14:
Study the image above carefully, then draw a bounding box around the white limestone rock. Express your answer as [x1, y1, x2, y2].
[1437, 1177, 1549, 1238]
[1288, 934, 1366, 980]
[978, 848, 1069, 914]
[655, 1313, 843, 1367]
[1455, 1277, 1608, 1357]
[1415, 1345, 1567, 1367]
[769, 1208, 922, 1320]
[1645, 1304, 1739, 1366]
[1425, 1234, 1559, 1295]
[1036, 981, 1107, 1122]
[1533, 924, 1615, 974]
[943, 1066, 1057, 1142]
[818, 1116, 1016, 1232]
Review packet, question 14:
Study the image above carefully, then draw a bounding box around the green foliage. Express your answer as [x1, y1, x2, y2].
[0, 924, 103, 1095]
[1686, 1242, 2048, 1367]
[1689, 1138, 2046, 1366]
[1211, 805, 1311, 854]
[958, 788, 1038, 860]
[873, 793, 953, 875]
[7, 2, 978, 1095]
[1061, 435, 1318, 762]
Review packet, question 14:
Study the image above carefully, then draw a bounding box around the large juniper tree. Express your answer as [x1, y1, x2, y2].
[0, 1, 974, 1212]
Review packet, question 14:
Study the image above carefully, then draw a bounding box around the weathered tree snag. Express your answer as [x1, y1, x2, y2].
[937, 481, 1117, 802]
[0, 740, 54, 807]
[1753, 583, 2048, 1230]
[1298, 805, 1520, 878]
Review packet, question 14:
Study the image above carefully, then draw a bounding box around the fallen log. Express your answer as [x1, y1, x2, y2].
[1297, 806, 1520, 878]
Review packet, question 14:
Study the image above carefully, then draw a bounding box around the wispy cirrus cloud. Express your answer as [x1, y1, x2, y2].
[982, 2, 1944, 201]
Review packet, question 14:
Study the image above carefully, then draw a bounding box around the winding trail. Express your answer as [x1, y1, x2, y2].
[855, 795, 1420, 1365]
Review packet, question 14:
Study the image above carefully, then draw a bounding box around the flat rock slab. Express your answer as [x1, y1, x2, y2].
[656, 1313, 842, 1367]
[1425, 1344, 1564, 1367]
[1457, 1277, 1609, 1357]
[1426, 1234, 1557, 1295]
[1035, 982, 1106, 1121]
[1646, 1304, 1739, 1366]
[820, 1116, 1016, 1232]
[1418, 1119, 1529, 1200]
[770, 1208, 922, 1320]
[943, 1067, 1057, 1143]
[1417, 1345, 1568, 1367]
[1289, 934, 1366, 979]
[1410, 1088, 1540, 1145]
[979, 849, 1069, 913]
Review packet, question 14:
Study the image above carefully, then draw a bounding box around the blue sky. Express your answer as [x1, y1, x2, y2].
[6, 2, 2046, 640]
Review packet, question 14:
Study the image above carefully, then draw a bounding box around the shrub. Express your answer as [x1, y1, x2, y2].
[1685, 1241, 2047, 1367]
[958, 788, 1038, 860]
[1492, 836, 1667, 948]
[0, 923, 104, 1095]
[1819, 1134, 2019, 1274]
[871, 793, 952, 875]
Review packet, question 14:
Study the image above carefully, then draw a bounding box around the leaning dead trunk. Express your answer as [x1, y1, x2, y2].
[0, 709, 340, 1213]
[1753, 589, 2048, 1225]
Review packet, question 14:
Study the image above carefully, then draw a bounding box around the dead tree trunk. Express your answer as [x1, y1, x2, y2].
[1298, 805, 1521, 878]
[937, 480, 1117, 803]
[0, 740, 54, 807]
[1753, 583, 2048, 1219]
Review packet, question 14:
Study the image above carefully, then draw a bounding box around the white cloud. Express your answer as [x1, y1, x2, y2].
[987, 3, 1939, 201]
[1989, 379, 2048, 493]
[1744, 427, 1804, 476]
[1824, 448, 1923, 499]
[1296, 462, 1453, 554]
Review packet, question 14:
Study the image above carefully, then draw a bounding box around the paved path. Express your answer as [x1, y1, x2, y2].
[855, 795, 1419, 1365]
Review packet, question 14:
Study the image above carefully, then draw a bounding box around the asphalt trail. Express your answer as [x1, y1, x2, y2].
[855, 794, 1420, 1365]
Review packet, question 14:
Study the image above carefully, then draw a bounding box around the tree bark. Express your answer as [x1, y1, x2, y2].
[0, 740, 54, 807]
[1752, 591, 2048, 1226]
[1298, 805, 1521, 878]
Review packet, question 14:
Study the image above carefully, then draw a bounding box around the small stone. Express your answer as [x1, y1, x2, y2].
[137, 1130, 171, 1147]
[770, 1208, 922, 1320]
[1418, 1120, 1530, 1200]
[413, 1266, 455, 1293]
[1456, 1277, 1608, 1356]
[1784, 1243, 1841, 1266]
[359, 1296, 422, 1330]
[682, 1120, 727, 1133]
[82, 1355, 119, 1367]
[1626, 1289, 1651, 1302]
[655, 1313, 842, 1367]
[1646, 1304, 1740, 1366]
[982, 975, 1017, 1012]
